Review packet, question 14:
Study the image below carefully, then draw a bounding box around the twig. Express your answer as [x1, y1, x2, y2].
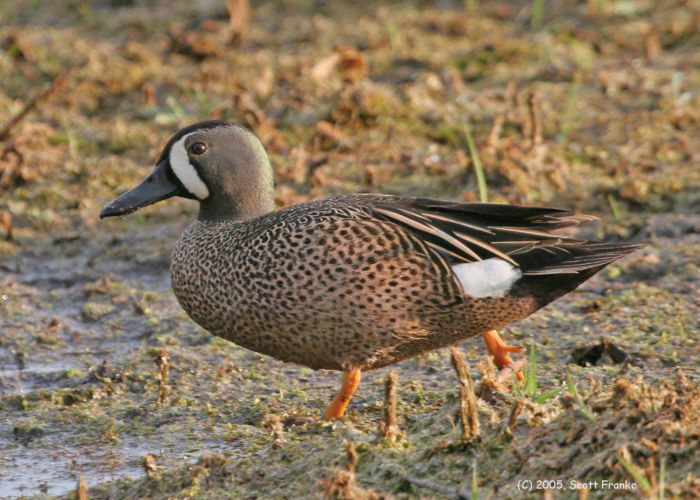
[142, 453, 158, 476]
[1, 211, 12, 241]
[0, 72, 65, 142]
[507, 399, 523, 431]
[380, 370, 403, 442]
[498, 358, 527, 385]
[384, 371, 397, 428]
[319, 441, 385, 499]
[345, 441, 358, 473]
[486, 80, 517, 153]
[0, 146, 24, 189]
[450, 348, 480, 441]
[154, 348, 170, 405]
[485, 112, 504, 153]
[226, 0, 250, 47]
[402, 474, 471, 499]
[75, 474, 87, 500]
[528, 90, 542, 148]
[505, 80, 518, 107]
[262, 414, 286, 445]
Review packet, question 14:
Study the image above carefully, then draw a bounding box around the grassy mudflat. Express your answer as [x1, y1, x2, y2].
[0, 0, 698, 498]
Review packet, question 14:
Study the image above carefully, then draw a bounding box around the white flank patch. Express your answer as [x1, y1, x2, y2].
[452, 258, 522, 298]
[169, 133, 210, 200]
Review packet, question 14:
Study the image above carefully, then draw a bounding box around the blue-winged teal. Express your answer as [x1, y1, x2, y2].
[100, 121, 640, 419]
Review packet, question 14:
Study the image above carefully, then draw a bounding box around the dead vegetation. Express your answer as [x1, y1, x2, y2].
[507, 370, 700, 498]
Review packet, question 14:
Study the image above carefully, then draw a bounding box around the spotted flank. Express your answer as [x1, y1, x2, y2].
[169, 133, 210, 200]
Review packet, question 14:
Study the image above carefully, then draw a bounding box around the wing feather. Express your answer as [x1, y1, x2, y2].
[362, 196, 640, 276]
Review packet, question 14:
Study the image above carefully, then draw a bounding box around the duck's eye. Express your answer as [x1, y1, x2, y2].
[189, 142, 207, 155]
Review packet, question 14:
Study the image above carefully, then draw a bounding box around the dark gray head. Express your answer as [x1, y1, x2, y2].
[99, 121, 274, 222]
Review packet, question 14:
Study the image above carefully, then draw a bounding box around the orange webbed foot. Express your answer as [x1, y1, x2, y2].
[482, 329, 524, 382]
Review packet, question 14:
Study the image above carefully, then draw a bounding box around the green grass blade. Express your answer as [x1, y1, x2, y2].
[511, 373, 522, 397]
[616, 455, 651, 492]
[531, 0, 545, 30]
[533, 386, 562, 404]
[471, 460, 478, 499]
[558, 73, 582, 142]
[565, 370, 596, 423]
[607, 193, 622, 222]
[384, 21, 398, 49]
[659, 456, 666, 500]
[165, 95, 187, 122]
[463, 123, 488, 203]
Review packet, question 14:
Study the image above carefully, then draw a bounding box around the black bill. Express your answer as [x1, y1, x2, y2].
[99, 160, 180, 218]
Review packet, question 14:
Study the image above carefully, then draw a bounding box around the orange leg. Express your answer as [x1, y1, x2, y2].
[482, 329, 524, 382]
[322, 369, 362, 420]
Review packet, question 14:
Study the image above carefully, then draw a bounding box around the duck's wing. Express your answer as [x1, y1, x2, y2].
[365, 197, 641, 276]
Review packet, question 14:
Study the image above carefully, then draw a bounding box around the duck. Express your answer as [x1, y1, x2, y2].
[100, 120, 640, 419]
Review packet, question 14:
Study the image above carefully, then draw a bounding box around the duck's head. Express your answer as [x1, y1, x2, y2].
[99, 120, 274, 222]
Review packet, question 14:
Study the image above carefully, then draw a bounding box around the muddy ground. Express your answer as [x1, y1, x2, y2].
[0, 0, 698, 498]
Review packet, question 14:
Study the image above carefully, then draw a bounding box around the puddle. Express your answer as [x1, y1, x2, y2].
[0, 435, 234, 498]
[0, 238, 187, 498]
[0, 361, 74, 395]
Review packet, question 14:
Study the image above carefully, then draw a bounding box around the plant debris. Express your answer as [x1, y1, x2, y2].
[571, 338, 631, 366]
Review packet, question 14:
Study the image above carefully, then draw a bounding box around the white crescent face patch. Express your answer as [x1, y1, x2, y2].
[168, 133, 210, 200]
[452, 258, 522, 298]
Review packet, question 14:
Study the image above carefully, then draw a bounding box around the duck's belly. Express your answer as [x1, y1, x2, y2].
[171, 269, 535, 371]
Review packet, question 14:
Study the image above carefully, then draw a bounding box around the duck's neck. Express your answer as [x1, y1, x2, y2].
[198, 189, 274, 222]
[197, 156, 275, 222]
